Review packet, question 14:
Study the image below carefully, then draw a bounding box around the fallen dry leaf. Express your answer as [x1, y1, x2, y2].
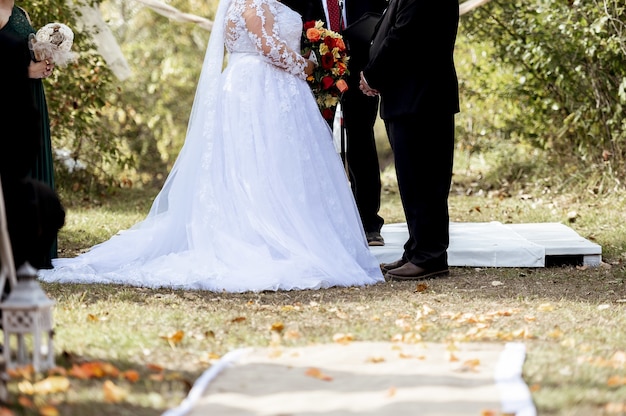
[386, 386, 397, 397]
[38, 405, 60, 416]
[414, 283, 428, 292]
[7, 365, 35, 380]
[605, 402, 626, 413]
[147, 363, 164, 372]
[332, 333, 354, 344]
[457, 358, 481, 372]
[17, 380, 34, 395]
[548, 327, 564, 339]
[33, 376, 71, 394]
[161, 330, 185, 348]
[270, 322, 284, 332]
[103, 380, 127, 403]
[123, 370, 140, 383]
[304, 368, 333, 381]
[607, 375, 626, 386]
[17, 396, 34, 408]
[283, 330, 301, 340]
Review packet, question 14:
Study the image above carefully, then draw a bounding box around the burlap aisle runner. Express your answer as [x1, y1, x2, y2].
[163, 342, 536, 416]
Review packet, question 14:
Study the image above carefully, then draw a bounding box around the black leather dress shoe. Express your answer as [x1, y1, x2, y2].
[366, 231, 385, 246]
[380, 258, 408, 273]
[385, 262, 449, 281]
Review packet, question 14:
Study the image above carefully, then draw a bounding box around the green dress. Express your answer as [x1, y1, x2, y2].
[1, 6, 58, 266]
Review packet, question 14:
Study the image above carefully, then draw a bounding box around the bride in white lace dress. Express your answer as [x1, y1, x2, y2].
[38, 0, 384, 292]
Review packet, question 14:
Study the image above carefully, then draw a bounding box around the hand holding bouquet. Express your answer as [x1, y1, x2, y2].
[29, 22, 78, 67]
[302, 20, 349, 121]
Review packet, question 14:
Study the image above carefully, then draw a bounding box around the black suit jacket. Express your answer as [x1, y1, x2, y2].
[281, 0, 387, 69]
[364, 0, 460, 119]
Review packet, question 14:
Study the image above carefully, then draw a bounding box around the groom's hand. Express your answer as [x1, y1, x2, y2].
[359, 71, 379, 96]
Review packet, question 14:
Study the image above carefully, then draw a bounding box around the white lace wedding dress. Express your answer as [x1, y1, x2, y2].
[38, 0, 384, 292]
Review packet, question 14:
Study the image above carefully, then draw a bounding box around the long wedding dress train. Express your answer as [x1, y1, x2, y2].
[38, 0, 384, 292]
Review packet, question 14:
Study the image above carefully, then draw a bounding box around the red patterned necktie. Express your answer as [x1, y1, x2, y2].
[327, 0, 342, 32]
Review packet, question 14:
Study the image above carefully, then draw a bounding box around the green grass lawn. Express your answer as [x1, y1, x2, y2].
[2, 164, 626, 416]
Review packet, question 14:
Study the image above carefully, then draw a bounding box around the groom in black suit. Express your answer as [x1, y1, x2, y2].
[360, 0, 460, 280]
[282, 0, 388, 247]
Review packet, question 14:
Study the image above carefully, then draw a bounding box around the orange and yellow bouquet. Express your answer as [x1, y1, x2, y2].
[302, 20, 349, 121]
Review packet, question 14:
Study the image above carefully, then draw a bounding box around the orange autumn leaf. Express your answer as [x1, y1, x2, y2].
[7, 365, 34, 379]
[87, 314, 99, 322]
[70, 361, 118, 379]
[38, 405, 60, 416]
[458, 359, 481, 372]
[161, 330, 185, 347]
[17, 396, 34, 408]
[103, 380, 127, 403]
[147, 363, 164, 372]
[305, 367, 333, 381]
[68, 364, 91, 379]
[99, 362, 120, 377]
[270, 322, 284, 332]
[607, 375, 626, 386]
[123, 370, 140, 383]
[231, 317, 246, 323]
[414, 283, 428, 293]
[47, 366, 67, 376]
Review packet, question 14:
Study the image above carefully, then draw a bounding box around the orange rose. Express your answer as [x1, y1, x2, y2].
[336, 38, 346, 51]
[336, 79, 348, 93]
[306, 28, 321, 43]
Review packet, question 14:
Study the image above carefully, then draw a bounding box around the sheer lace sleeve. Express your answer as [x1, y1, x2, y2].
[239, 0, 308, 79]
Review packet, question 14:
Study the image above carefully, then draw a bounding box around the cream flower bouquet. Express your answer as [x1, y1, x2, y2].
[29, 22, 78, 66]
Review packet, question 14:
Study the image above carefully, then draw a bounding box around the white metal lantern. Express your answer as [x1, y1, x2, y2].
[1, 262, 55, 373]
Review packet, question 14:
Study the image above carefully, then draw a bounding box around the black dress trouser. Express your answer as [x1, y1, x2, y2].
[385, 110, 455, 269]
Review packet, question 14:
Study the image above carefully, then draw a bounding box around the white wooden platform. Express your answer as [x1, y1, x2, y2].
[370, 222, 602, 268]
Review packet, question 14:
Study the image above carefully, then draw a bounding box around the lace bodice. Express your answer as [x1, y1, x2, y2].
[225, 0, 307, 79]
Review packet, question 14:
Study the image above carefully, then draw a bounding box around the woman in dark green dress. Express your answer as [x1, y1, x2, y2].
[1, 1, 58, 267]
